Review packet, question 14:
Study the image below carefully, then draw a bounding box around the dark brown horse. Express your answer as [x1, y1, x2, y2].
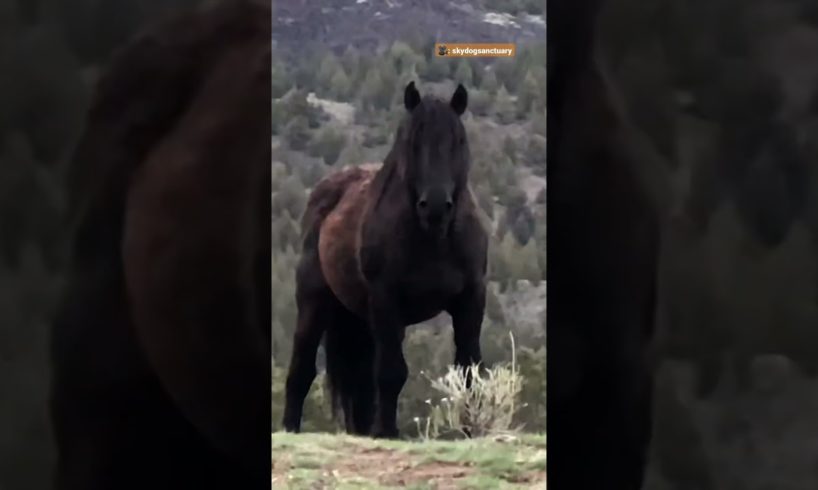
[548, 0, 660, 489]
[50, 2, 271, 489]
[283, 82, 489, 438]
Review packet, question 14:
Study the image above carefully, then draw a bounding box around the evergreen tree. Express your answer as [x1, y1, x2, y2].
[495, 85, 517, 124]
[493, 58, 518, 93]
[360, 67, 387, 111]
[468, 58, 484, 87]
[340, 45, 361, 80]
[523, 0, 544, 15]
[272, 176, 307, 220]
[378, 58, 400, 109]
[270, 100, 285, 135]
[389, 40, 422, 75]
[272, 211, 301, 252]
[337, 139, 365, 167]
[270, 162, 289, 193]
[271, 60, 290, 99]
[283, 89, 322, 128]
[317, 52, 343, 96]
[481, 68, 499, 94]
[421, 56, 450, 82]
[283, 115, 310, 151]
[329, 68, 352, 101]
[502, 135, 518, 163]
[468, 89, 492, 117]
[530, 109, 547, 137]
[525, 134, 547, 173]
[492, 154, 518, 198]
[401, 63, 421, 90]
[516, 71, 540, 118]
[309, 127, 347, 166]
[454, 58, 474, 87]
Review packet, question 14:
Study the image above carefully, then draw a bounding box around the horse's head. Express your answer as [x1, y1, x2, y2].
[397, 81, 470, 236]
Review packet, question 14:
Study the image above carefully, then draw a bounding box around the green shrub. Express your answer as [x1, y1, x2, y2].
[494, 85, 517, 125]
[415, 333, 525, 440]
[283, 116, 310, 151]
[309, 127, 346, 166]
[469, 89, 492, 117]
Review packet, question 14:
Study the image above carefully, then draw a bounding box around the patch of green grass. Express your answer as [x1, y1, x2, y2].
[272, 432, 546, 489]
[335, 478, 384, 489]
[409, 440, 539, 482]
[462, 474, 508, 489]
[282, 467, 323, 485]
[404, 484, 435, 490]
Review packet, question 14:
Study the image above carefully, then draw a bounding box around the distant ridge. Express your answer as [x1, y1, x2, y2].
[272, 0, 545, 58]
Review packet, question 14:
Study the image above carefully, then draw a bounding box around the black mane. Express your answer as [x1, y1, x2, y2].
[373, 93, 468, 211]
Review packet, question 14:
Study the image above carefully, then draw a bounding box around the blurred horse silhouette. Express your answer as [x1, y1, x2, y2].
[548, 0, 660, 489]
[283, 82, 489, 438]
[50, 2, 271, 489]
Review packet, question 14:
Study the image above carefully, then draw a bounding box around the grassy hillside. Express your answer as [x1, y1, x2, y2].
[271, 432, 546, 489]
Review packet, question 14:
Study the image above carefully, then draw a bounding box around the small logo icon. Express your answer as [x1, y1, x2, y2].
[438, 44, 448, 56]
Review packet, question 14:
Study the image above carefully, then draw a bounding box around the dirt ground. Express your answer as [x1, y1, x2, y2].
[271, 432, 546, 489]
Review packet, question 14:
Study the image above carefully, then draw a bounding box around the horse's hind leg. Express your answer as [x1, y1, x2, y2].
[282, 240, 334, 433]
[337, 312, 375, 435]
[282, 293, 328, 433]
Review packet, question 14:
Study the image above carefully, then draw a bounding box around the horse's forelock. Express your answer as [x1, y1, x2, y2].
[379, 94, 470, 209]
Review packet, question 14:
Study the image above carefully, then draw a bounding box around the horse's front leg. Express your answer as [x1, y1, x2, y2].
[368, 291, 407, 439]
[448, 284, 486, 437]
[449, 283, 486, 373]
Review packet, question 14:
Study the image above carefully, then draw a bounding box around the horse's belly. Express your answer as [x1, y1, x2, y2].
[398, 298, 449, 325]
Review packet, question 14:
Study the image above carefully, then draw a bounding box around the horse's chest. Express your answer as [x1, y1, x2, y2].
[396, 262, 465, 321]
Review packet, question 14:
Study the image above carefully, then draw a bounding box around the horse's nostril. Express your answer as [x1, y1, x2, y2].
[417, 199, 428, 209]
[446, 199, 453, 210]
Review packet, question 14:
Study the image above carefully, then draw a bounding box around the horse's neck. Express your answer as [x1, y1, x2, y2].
[371, 148, 405, 209]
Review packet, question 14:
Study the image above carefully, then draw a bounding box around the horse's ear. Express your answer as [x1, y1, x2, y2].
[404, 81, 421, 111]
[450, 83, 468, 115]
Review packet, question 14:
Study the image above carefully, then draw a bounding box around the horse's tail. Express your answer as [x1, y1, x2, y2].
[323, 311, 374, 431]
